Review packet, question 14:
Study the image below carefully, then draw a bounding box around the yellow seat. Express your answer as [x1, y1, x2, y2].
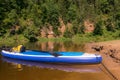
[12, 45, 24, 52]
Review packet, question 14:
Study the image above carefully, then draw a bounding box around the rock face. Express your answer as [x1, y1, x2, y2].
[47, 25, 55, 38]
[40, 25, 55, 38]
[58, 17, 66, 37]
[40, 18, 67, 38]
[40, 19, 96, 38]
[84, 19, 95, 33]
[40, 27, 47, 38]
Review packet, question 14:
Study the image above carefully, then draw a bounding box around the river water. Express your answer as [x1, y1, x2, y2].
[0, 41, 112, 80]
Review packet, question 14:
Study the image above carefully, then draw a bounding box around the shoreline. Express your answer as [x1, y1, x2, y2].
[85, 40, 120, 80]
[1, 34, 120, 45]
[1, 38, 120, 79]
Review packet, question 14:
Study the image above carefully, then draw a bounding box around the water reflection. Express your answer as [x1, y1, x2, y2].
[0, 41, 112, 80]
[2, 57, 101, 73]
[25, 41, 85, 52]
[13, 64, 23, 71]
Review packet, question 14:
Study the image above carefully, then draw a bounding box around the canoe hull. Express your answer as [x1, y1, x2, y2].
[1, 50, 102, 64]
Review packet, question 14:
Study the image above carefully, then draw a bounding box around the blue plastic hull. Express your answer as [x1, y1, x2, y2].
[1, 50, 102, 64]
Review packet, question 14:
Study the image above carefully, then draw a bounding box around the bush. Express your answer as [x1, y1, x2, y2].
[93, 21, 104, 35]
[63, 29, 73, 38]
[24, 26, 38, 42]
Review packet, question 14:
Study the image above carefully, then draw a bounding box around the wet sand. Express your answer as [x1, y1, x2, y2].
[85, 40, 120, 80]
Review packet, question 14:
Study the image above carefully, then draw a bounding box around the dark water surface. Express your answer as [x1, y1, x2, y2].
[0, 41, 111, 80]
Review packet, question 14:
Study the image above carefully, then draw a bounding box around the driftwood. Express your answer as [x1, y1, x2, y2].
[92, 46, 103, 52]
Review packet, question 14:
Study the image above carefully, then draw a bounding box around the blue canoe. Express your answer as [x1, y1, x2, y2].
[1, 50, 102, 64]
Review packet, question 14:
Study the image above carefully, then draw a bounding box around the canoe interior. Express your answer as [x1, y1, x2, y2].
[20, 50, 85, 56]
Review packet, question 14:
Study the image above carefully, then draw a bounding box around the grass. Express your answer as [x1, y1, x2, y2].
[0, 30, 120, 46]
[0, 35, 71, 46]
[38, 37, 71, 42]
[72, 30, 120, 43]
[0, 34, 28, 46]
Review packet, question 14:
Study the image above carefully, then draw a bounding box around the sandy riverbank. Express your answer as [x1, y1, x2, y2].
[85, 40, 120, 80]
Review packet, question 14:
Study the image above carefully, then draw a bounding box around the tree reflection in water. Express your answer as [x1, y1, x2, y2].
[25, 41, 85, 52]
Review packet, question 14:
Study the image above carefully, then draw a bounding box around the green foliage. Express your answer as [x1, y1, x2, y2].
[93, 21, 104, 35]
[66, 4, 78, 22]
[0, 0, 120, 42]
[64, 28, 73, 38]
[0, 28, 6, 36]
[99, 0, 114, 14]
[40, 1, 60, 26]
[105, 19, 115, 32]
[3, 9, 18, 26]
[23, 25, 38, 42]
[115, 11, 120, 29]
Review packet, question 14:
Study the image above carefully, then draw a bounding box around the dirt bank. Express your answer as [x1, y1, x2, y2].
[85, 40, 120, 80]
